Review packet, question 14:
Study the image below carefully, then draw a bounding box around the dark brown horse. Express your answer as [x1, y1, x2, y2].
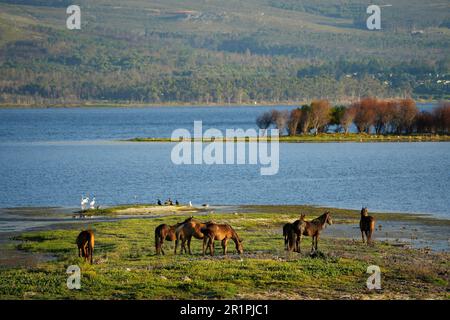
[201, 223, 243, 256]
[359, 207, 375, 244]
[76, 230, 95, 264]
[174, 217, 209, 254]
[155, 222, 182, 255]
[283, 214, 306, 253]
[298, 211, 333, 253]
[283, 222, 296, 251]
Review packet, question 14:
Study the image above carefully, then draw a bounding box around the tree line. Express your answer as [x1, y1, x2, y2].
[256, 99, 450, 136]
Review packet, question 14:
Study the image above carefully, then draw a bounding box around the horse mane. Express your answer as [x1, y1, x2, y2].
[311, 212, 329, 226]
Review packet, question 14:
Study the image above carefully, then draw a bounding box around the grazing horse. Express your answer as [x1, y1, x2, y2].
[359, 207, 375, 244]
[155, 223, 181, 255]
[298, 212, 333, 254]
[174, 217, 209, 254]
[283, 214, 306, 253]
[76, 230, 95, 264]
[201, 223, 243, 256]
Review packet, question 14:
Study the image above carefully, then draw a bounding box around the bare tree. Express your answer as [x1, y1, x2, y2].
[310, 100, 331, 135]
[287, 108, 302, 136]
[271, 109, 289, 135]
[299, 104, 312, 134]
[353, 98, 376, 133]
[397, 98, 418, 134]
[341, 106, 357, 134]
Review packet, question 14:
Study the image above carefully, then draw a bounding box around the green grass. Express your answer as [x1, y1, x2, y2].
[125, 133, 450, 143]
[0, 206, 448, 299]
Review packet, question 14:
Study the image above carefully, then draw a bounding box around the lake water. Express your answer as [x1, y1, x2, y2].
[0, 105, 449, 218]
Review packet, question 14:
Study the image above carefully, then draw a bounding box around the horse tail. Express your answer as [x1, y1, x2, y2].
[287, 228, 296, 251]
[88, 232, 94, 264]
[282, 224, 289, 246]
[368, 217, 375, 240]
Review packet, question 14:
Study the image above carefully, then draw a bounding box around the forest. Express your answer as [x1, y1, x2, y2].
[0, 0, 449, 106]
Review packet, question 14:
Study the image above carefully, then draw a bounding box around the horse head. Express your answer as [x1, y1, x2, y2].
[325, 211, 333, 225]
[236, 238, 244, 254]
[361, 207, 369, 217]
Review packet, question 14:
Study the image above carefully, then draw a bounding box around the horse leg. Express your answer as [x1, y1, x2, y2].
[181, 238, 187, 254]
[222, 239, 228, 255]
[174, 238, 178, 255]
[90, 245, 93, 264]
[209, 237, 214, 256]
[311, 236, 315, 254]
[294, 234, 298, 252]
[315, 234, 319, 252]
[187, 237, 192, 255]
[161, 239, 166, 255]
[366, 230, 372, 245]
[297, 234, 302, 253]
[202, 237, 208, 256]
[361, 231, 365, 244]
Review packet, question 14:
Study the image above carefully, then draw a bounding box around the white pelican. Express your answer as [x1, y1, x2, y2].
[89, 196, 96, 210]
[81, 195, 89, 211]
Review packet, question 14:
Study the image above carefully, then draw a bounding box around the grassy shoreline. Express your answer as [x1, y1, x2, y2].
[125, 133, 450, 143]
[0, 204, 448, 300]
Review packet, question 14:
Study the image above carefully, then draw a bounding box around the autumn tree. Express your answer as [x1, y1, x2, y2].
[397, 98, 418, 134]
[353, 98, 376, 133]
[309, 99, 331, 134]
[373, 99, 392, 134]
[341, 105, 357, 134]
[299, 104, 312, 134]
[287, 108, 302, 136]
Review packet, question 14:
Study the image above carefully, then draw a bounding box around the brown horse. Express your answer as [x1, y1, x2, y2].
[174, 217, 209, 254]
[201, 223, 243, 256]
[298, 211, 333, 254]
[282, 222, 296, 251]
[283, 214, 306, 253]
[76, 230, 95, 264]
[359, 207, 375, 244]
[155, 223, 181, 255]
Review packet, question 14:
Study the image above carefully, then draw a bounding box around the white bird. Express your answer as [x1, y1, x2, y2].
[89, 196, 96, 210]
[81, 195, 89, 211]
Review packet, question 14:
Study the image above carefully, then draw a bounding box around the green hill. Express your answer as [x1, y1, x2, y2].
[0, 0, 449, 106]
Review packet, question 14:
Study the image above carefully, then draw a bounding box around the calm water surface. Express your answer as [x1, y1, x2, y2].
[0, 105, 448, 218]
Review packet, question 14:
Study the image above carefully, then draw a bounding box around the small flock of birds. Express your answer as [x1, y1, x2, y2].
[75, 195, 208, 219]
[80, 195, 97, 211]
[157, 198, 207, 208]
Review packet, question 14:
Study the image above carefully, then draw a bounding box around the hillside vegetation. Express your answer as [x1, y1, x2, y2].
[0, 0, 449, 106]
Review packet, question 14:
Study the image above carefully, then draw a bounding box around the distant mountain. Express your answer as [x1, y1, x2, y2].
[0, 0, 448, 106]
